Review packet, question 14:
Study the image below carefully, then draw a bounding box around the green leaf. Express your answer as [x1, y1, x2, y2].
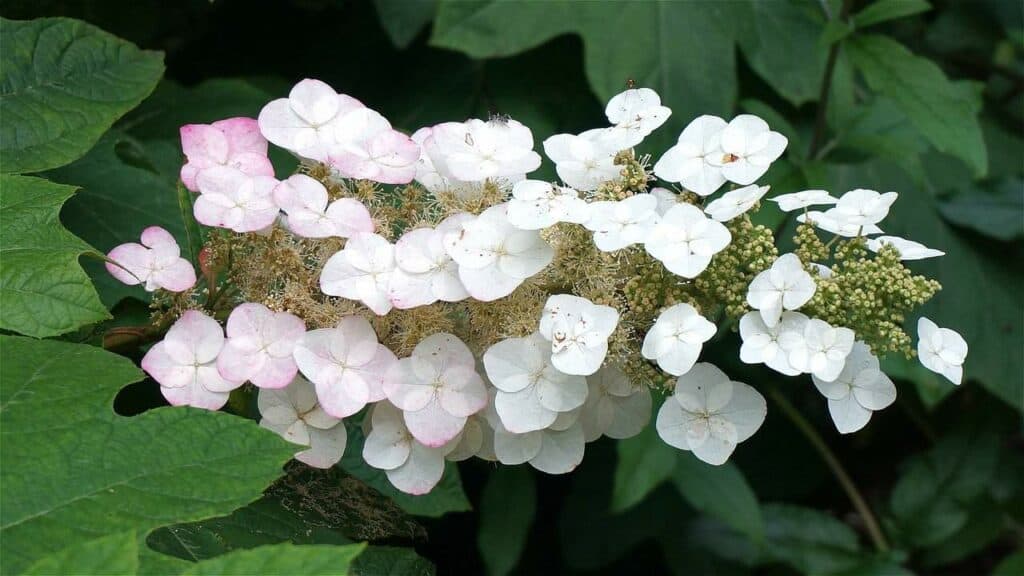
[938, 178, 1024, 242]
[181, 543, 366, 575]
[0, 174, 109, 337]
[374, 0, 436, 49]
[736, 1, 827, 106]
[852, 0, 931, 29]
[846, 34, 988, 176]
[672, 454, 764, 544]
[477, 467, 536, 576]
[0, 17, 164, 174]
[761, 504, 864, 574]
[0, 336, 296, 573]
[921, 496, 1007, 567]
[889, 426, 1000, 548]
[994, 552, 1024, 576]
[610, 420, 676, 513]
[820, 20, 854, 46]
[23, 531, 139, 576]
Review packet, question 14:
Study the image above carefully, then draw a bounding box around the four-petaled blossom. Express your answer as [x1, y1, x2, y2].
[779, 316, 855, 382]
[738, 311, 804, 376]
[602, 88, 672, 150]
[867, 236, 945, 260]
[798, 211, 883, 237]
[483, 333, 588, 433]
[389, 214, 471, 309]
[769, 189, 838, 212]
[258, 376, 347, 468]
[704, 184, 770, 222]
[542, 130, 621, 191]
[656, 363, 767, 465]
[217, 303, 306, 388]
[645, 203, 731, 278]
[194, 166, 279, 233]
[320, 233, 396, 315]
[179, 117, 274, 192]
[746, 253, 816, 327]
[653, 115, 728, 196]
[258, 78, 364, 162]
[141, 310, 244, 410]
[410, 126, 493, 197]
[507, 180, 590, 230]
[539, 294, 620, 376]
[384, 333, 488, 447]
[429, 118, 541, 182]
[812, 342, 896, 434]
[293, 316, 397, 417]
[106, 226, 196, 292]
[273, 174, 374, 238]
[584, 193, 660, 251]
[443, 203, 553, 301]
[829, 189, 899, 227]
[363, 401, 457, 495]
[917, 317, 968, 385]
[579, 366, 651, 441]
[641, 303, 716, 376]
[327, 107, 420, 184]
[708, 114, 788, 185]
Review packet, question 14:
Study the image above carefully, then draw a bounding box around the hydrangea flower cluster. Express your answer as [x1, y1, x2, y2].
[109, 78, 968, 494]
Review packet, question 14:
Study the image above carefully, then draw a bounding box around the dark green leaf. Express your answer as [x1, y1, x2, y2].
[610, 419, 676, 513]
[938, 178, 1024, 241]
[853, 0, 931, 29]
[0, 17, 163, 173]
[23, 532, 138, 576]
[993, 552, 1024, 576]
[0, 336, 295, 574]
[736, 1, 827, 106]
[374, 0, 436, 49]
[672, 455, 764, 543]
[761, 504, 864, 574]
[477, 466, 535, 576]
[921, 496, 1007, 567]
[0, 174, 109, 337]
[181, 543, 365, 575]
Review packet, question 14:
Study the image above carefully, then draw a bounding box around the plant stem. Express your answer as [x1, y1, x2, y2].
[768, 387, 891, 552]
[808, 0, 855, 159]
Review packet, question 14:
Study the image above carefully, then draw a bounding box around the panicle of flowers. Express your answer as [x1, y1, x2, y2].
[106, 78, 967, 495]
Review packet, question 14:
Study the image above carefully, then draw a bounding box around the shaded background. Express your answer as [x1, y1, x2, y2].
[4, 1, 1022, 575]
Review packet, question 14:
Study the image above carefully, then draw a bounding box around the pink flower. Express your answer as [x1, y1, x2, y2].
[194, 166, 280, 233]
[106, 226, 196, 292]
[273, 174, 374, 238]
[179, 117, 275, 192]
[258, 79, 366, 163]
[217, 303, 306, 389]
[141, 310, 244, 410]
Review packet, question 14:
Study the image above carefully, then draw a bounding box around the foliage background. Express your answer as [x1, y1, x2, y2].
[1, 0, 1022, 575]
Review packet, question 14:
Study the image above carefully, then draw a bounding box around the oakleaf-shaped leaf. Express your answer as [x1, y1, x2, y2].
[0, 174, 109, 337]
[0, 336, 296, 573]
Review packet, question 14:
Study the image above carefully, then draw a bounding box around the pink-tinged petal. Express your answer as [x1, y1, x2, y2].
[438, 366, 487, 417]
[366, 130, 419, 184]
[198, 364, 244, 393]
[152, 258, 197, 292]
[180, 164, 201, 192]
[404, 399, 467, 447]
[195, 164, 249, 196]
[315, 374, 370, 418]
[289, 79, 342, 126]
[181, 124, 229, 167]
[250, 355, 299, 389]
[161, 380, 229, 411]
[141, 342, 194, 388]
[216, 341, 261, 384]
[163, 310, 224, 365]
[140, 226, 179, 253]
[324, 198, 375, 237]
[258, 99, 314, 153]
[193, 194, 228, 228]
[106, 243, 150, 286]
[389, 269, 436, 309]
[212, 117, 268, 155]
[297, 425, 348, 468]
[228, 151, 275, 179]
[356, 344, 396, 402]
[383, 359, 436, 412]
[387, 441, 447, 495]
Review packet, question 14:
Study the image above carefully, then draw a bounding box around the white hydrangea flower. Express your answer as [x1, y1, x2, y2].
[326, 107, 419, 184]
[389, 213, 471, 309]
[866, 236, 945, 260]
[272, 174, 374, 239]
[217, 302, 306, 389]
[917, 317, 968, 385]
[812, 342, 896, 434]
[704, 184, 770, 222]
[641, 303, 716, 376]
[428, 118, 542, 182]
[779, 316, 855, 382]
[746, 253, 816, 328]
[258, 78, 364, 163]
[830, 189, 899, 227]
[483, 391, 587, 474]
[384, 333, 487, 447]
[707, 114, 788, 185]
[507, 180, 590, 230]
[645, 203, 731, 278]
[583, 193, 660, 252]
[320, 233, 396, 315]
[602, 87, 672, 150]
[362, 401, 456, 495]
[653, 115, 728, 196]
[194, 167, 280, 233]
[542, 130, 621, 191]
[258, 376, 347, 468]
[483, 332, 588, 433]
[293, 316, 396, 417]
[656, 363, 767, 465]
[443, 203, 554, 301]
[579, 366, 651, 441]
[769, 189, 838, 212]
[539, 294, 620, 376]
[798, 211, 883, 237]
[651, 187, 680, 216]
[738, 311, 804, 376]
